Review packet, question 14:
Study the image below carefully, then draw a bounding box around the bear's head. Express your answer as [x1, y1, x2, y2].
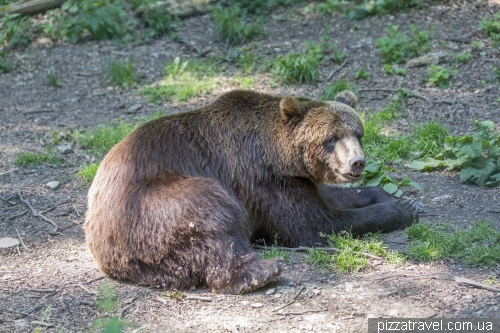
[280, 90, 365, 184]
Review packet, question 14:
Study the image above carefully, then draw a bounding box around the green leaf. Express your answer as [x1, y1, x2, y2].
[452, 135, 482, 159]
[383, 183, 399, 194]
[460, 157, 497, 186]
[89, 16, 99, 33]
[409, 159, 443, 171]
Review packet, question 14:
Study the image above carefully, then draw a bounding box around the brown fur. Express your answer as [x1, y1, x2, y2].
[84, 90, 418, 293]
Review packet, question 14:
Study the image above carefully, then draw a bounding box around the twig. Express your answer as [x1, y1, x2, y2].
[73, 204, 81, 217]
[487, 210, 500, 213]
[326, 59, 348, 81]
[17, 193, 58, 233]
[31, 321, 54, 328]
[375, 272, 500, 293]
[8, 210, 28, 220]
[358, 88, 430, 102]
[178, 38, 201, 54]
[185, 295, 213, 302]
[22, 109, 54, 115]
[132, 325, 151, 333]
[0, 194, 16, 203]
[84, 276, 106, 285]
[29, 289, 57, 293]
[272, 286, 305, 312]
[79, 284, 95, 294]
[0, 276, 27, 283]
[253, 245, 383, 260]
[0, 168, 19, 177]
[15, 228, 29, 251]
[276, 308, 327, 316]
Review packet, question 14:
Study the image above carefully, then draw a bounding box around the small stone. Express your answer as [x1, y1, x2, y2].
[65, 256, 76, 262]
[344, 282, 354, 292]
[126, 104, 143, 114]
[367, 313, 379, 319]
[15, 319, 26, 327]
[389, 309, 399, 317]
[432, 194, 452, 202]
[406, 52, 447, 68]
[312, 289, 321, 296]
[241, 301, 250, 306]
[251, 303, 263, 308]
[0, 237, 20, 248]
[57, 144, 73, 154]
[265, 288, 276, 295]
[46, 181, 60, 190]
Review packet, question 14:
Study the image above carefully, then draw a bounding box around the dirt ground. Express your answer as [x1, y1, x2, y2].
[1, 0, 500, 332]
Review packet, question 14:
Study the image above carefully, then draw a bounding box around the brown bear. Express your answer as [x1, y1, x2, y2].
[84, 90, 421, 294]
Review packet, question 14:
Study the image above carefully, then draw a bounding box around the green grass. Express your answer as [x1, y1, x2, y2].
[76, 162, 100, 186]
[407, 221, 500, 266]
[455, 52, 472, 63]
[376, 25, 430, 65]
[142, 57, 217, 102]
[383, 64, 406, 76]
[212, 5, 264, 46]
[426, 65, 457, 89]
[272, 43, 325, 84]
[48, 72, 63, 87]
[322, 80, 358, 100]
[259, 245, 290, 261]
[355, 68, 370, 80]
[346, 0, 422, 21]
[77, 110, 164, 156]
[480, 14, 500, 47]
[104, 58, 140, 88]
[15, 147, 63, 166]
[307, 232, 404, 273]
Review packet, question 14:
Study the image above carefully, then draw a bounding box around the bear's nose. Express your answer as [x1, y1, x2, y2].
[349, 156, 365, 175]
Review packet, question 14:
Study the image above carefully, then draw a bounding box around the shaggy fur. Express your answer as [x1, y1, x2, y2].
[84, 90, 419, 293]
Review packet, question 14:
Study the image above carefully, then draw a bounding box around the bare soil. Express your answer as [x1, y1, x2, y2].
[1, 1, 500, 332]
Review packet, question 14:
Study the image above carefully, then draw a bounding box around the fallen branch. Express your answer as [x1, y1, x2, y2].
[375, 272, 500, 293]
[185, 295, 213, 302]
[15, 228, 29, 251]
[29, 289, 57, 293]
[326, 59, 348, 81]
[18, 193, 58, 233]
[253, 245, 383, 260]
[0, 168, 19, 177]
[22, 109, 54, 115]
[276, 308, 327, 316]
[31, 321, 54, 328]
[8, 210, 28, 220]
[0, 0, 65, 18]
[272, 286, 305, 312]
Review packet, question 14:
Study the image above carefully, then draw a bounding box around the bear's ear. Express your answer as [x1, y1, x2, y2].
[280, 96, 302, 119]
[334, 90, 358, 109]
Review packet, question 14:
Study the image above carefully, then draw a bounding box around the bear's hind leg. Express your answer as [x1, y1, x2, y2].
[125, 177, 282, 293]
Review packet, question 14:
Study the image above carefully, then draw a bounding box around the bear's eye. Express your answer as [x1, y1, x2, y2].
[326, 137, 338, 145]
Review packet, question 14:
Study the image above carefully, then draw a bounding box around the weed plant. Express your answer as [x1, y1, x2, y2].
[383, 64, 406, 76]
[455, 52, 472, 63]
[407, 221, 500, 266]
[76, 162, 100, 186]
[0, 51, 11, 73]
[104, 58, 140, 88]
[322, 80, 358, 100]
[212, 6, 264, 46]
[142, 57, 217, 102]
[346, 0, 422, 21]
[48, 71, 63, 87]
[15, 146, 63, 166]
[307, 232, 404, 273]
[355, 68, 370, 80]
[426, 65, 457, 89]
[480, 14, 500, 47]
[376, 25, 430, 65]
[130, 0, 178, 39]
[0, 13, 31, 47]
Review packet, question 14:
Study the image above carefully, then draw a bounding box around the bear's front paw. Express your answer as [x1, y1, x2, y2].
[400, 198, 424, 221]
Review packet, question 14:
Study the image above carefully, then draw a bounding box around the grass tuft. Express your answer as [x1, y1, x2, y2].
[307, 232, 403, 273]
[322, 80, 358, 100]
[76, 162, 100, 186]
[212, 6, 264, 46]
[15, 147, 63, 166]
[104, 58, 140, 87]
[407, 221, 500, 266]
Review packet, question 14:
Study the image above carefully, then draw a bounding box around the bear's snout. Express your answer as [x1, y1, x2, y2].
[348, 156, 365, 177]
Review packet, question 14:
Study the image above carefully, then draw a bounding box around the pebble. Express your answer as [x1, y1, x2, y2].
[389, 309, 399, 317]
[126, 104, 143, 114]
[0, 237, 20, 248]
[241, 301, 250, 306]
[57, 144, 73, 154]
[367, 313, 379, 319]
[265, 288, 276, 295]
[432, 194, 452, 202]
[312, 289, 321, 296]
[251, 303, 263, 308]
[46, 181, 60, 190]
